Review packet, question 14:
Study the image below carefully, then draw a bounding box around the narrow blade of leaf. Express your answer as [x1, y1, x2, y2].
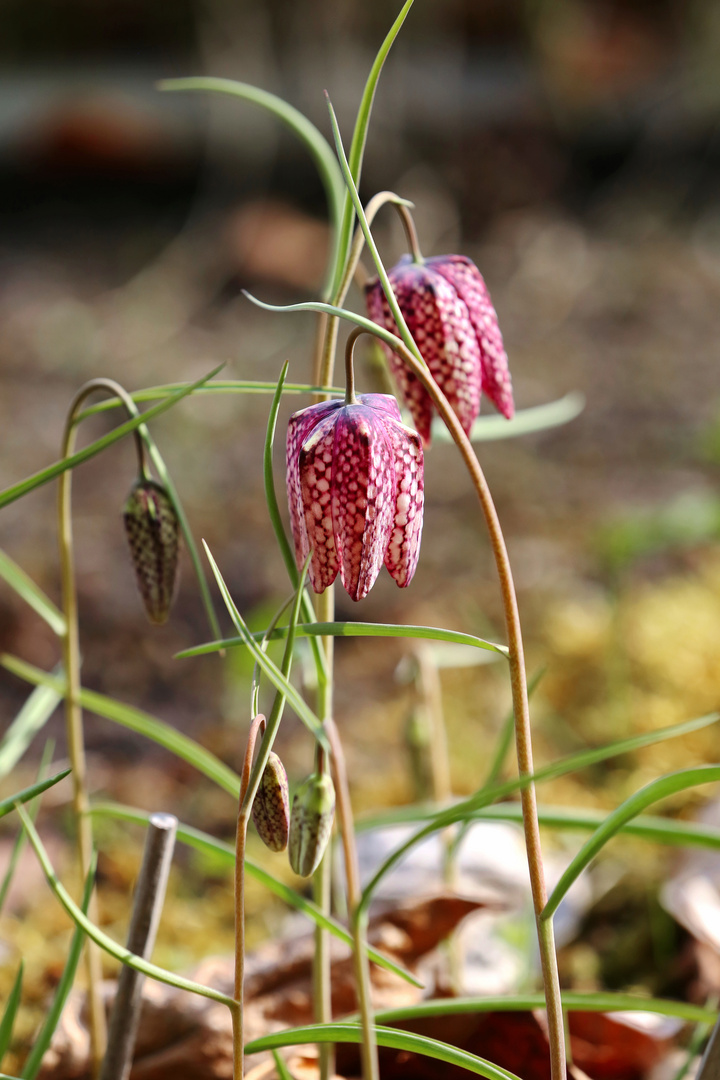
[0, 961, 23, 1060]
[0, 770, 70, 821]
[0, 549, 65, 635]
[0, 675, 62, 779]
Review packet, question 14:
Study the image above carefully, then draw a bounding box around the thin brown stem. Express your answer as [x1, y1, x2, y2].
[345, 328, 566, 1080]
[326, 718, 379, 1080]
[59, 377, 152, 1076]
[394, 203, 423, 264]
[314, 587, 335, 1080]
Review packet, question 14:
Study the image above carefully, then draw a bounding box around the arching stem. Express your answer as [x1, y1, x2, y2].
[345, 327, 566, 1080]
[59, 378, 149, 1077]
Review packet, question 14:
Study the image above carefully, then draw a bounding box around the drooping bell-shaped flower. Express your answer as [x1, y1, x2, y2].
[365, 254, 514, 445]
[123, 479, 180, 624]
[286, 393, 423, 601]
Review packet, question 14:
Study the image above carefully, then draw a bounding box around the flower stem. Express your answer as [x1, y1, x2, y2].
[314, 587, 335, 1080]
[59, 378, 149, 1077]
[394, 203, 424, 264]
[347, 328, 566, 1080]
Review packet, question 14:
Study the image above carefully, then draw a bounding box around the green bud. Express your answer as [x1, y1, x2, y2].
[251, 752, 290, 852]
[288, 773, 335, 878]
[123, 479, 180, 625]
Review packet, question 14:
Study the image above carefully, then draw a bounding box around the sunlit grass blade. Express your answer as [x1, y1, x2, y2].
[262, 364, 327, 686]
[159, 78, 343, 297]
[0, 655, 241, 798]
[77, 380, 344, 418]
[177, 621, 508, 660]
[357, 712, 720, 913]
[433, 393, 586, 443]
[0, 366, 223, 512]
[202, 543, 327, 747]
[0, 674, 61, 779]
[90, 801, 422, 988]
[246, 1023, 520, 1080]
[371, 993, 716, 1026]
[272, 1049, 296, 1080]
[0, 770, 70, 821]
[16, 803, 236, 1007]
[21, 857, 96, 1080]
[542, 765, 720, 920]
[0, 549, 65, 635]
[331, 0, 416, 295]
[0, 961, 23, 1061]
[0, 740, 55, 914]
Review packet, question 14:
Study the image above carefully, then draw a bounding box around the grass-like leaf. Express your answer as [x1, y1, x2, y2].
[0, 961, 23, 1062]
[542, 765, 720, 920]
[177, 621, 508, 660]
[0, 366, 223, 512]
[159, 78, 344, 297]
[21, 857, 96, 1080]
[0, 675, 61, 779]
[272, 1049, 296, 1080]
[77, 380, 343, 418]
[0, 741, 55, 914]
[202, 544, 327, 747]
[16, 804, 236, 1008]
[0, 770, 70, 821]
[0, 549, 65, 635]
[357, 711, 720, 914]
[90, 802, 422, 988]
[371, 993, 716, 1026]
[433, 393, 586, 443]
[331, 0, 416, 296]
[245, 1022, 520, 1080]
[0, 655, 240, 798]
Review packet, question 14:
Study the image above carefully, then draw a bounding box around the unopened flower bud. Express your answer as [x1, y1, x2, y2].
[251, 752, 290, 852]
[288, 773, 335, 877]
[123, 479, 180, 625]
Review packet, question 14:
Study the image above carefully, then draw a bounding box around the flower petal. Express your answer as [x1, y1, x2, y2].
[429, 254, 514, 419]
[287, 401, 339, 575]
[331, 405, 396, 602]
[358, 393, 403, 423]
[298, 412, 341, 593]
[383, 420, 424, 588]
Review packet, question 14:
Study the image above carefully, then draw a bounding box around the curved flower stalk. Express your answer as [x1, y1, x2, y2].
[286, 393, 424, 601]
[366, 241, 514, 445]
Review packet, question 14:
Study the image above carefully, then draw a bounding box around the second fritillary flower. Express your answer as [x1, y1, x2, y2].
[286, 394, 424, 601]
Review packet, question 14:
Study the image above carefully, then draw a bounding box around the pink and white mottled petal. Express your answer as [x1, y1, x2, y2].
[298, 414, 341, 593]
[429, 254, 514, 419]
[383, 420, 424, 588]
[331, 406, 395, 602]
[365, 274, 434, 445]
[287, 401, 341, 573]
[358, 393, 403, 423]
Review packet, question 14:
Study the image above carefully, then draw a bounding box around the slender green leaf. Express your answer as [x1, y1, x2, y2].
[272, 1050, 296, 1080]
[543, 766, 720, 921]
[22, 858, 96, 1080]
[0, 740, 55, 914]
[1, 1073, 23, 1079]
[0, 366, 223, 512]
[0, 770, 70, 821]
[89, 801, 422, 988]
[0, 550, 65, 635]
[372, 992, 716, 1026]
[331, 0, 416, 295]
[177, 621, 508, 660]
[0, 961, 23, 1061]
[159, 78, 344, 297]
[357, 711, 720, 913]
[78, 380, 344, 418]
[16, 804, 236, 1008]
[0, 675, 61, 778]
[246, 1023, 521, 1080]
[433, 393, 586, 443]
[202, 544, 327, 747]
[0, 655, 241, 798]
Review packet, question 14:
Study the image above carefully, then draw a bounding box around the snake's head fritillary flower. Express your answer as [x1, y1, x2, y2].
[365, 254, 513, 445]
[286, 393, 424, 602]
[252, 752, 290, 853]
[123, 479, 180, 624]
[288, 772, 335, 878]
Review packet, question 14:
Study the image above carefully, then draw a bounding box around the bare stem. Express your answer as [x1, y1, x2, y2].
[326, 718, 379, 1080]
[314, 587, 335, 1080]
[59, 378, 150, 1076]
[393, 203, 423, 264]
[346, 328, 566, 1080]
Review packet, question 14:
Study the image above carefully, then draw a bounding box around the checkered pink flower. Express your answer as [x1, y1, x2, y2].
[286, 394, 424, 601]
[365, 254, 513, 445]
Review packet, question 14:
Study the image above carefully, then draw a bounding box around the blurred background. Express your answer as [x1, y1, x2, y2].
[3, 0, 720, 1061]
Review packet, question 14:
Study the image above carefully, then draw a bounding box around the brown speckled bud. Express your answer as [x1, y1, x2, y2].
[288, 773, 335, 878]
[123, 479, 180, 625]
[251, 752, 290, 852]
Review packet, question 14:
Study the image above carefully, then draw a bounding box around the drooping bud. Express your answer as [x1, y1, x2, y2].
[251, 752, 290, 853]
[123, 479, 180, 625]
[288, 773, 335, 878]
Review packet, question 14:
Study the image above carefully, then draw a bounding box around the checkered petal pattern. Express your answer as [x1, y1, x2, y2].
[123, 479, 180, 625]
[365, 253, 513, 444]
[286, 394, 424, 601]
